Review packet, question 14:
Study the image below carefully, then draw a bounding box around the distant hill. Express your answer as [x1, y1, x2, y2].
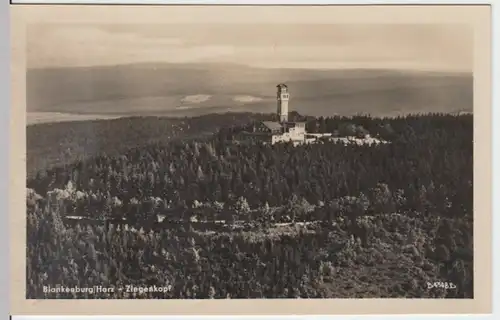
[27, 63, 473, 119]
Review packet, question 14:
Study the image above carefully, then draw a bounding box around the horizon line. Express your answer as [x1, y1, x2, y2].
[26, 61, 474, 74]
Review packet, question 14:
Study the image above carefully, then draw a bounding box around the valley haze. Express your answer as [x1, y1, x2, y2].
[27, 63, 472, 125]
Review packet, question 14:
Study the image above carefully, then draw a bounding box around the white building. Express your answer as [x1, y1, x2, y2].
[277, 83, 290, 123]
[236, 83, 389, 146]
[237, 83, 307, 145]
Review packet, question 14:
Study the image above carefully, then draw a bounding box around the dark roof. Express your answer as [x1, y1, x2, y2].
[285, 121, 306, 125]
[276, 83, 288, 88]
[261, 121, 283, 131]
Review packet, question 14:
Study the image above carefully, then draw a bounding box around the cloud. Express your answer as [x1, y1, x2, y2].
[27, 25, 234, 68]
[27, 23, 472, 72]
[180, 95, 212, 104]
[233, 95, 263, 103]
[226, 42, 472, 72]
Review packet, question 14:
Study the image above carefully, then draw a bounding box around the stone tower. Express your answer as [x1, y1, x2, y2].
[277, 83, 289, 123]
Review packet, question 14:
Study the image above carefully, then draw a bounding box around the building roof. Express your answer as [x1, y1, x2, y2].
[276, 83, 288, 88]
[261, 121, 283, 131]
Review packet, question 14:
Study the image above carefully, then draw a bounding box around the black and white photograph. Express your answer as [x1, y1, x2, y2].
[22, 5, 481, 302]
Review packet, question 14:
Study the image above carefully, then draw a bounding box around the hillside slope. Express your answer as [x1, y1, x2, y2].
[26, 113, 268, 177]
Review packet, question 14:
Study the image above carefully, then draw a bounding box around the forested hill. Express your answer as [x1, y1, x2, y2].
[26, 112, 474, 299]
[27, 112, 271, 177]
[27, 111, 471, 178]
[28, 112, 472, 210]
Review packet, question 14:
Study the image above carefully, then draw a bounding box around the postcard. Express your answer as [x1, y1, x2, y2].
[10, 3, 492, 315]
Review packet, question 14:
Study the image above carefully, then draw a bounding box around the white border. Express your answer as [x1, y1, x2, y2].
[8, 315, 499, 319]
[6, 1, 496, 5]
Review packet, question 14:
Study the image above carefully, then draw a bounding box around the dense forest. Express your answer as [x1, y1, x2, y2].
[26, 112, 473, 299]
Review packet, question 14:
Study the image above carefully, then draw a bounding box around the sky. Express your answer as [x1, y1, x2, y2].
[27, 23, 473, 72]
